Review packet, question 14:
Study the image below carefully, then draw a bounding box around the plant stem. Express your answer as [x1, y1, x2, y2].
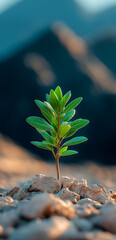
[55, 114, 60, 180]
[56, 155, 60, 180]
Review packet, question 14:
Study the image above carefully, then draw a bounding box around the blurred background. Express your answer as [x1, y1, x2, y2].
[0, 0, 116, 173]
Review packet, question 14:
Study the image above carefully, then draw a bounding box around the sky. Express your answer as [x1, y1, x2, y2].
[0, 0, 116, 13]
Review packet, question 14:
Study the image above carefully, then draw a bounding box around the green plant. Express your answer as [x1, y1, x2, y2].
[26, 86, 89, 180]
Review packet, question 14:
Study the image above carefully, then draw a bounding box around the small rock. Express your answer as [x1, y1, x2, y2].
[0, 209, 19, 227]
[56, 187, 80, 203]
[69, 179, 87, 192]
[5, 187, 20, 197]
[0, 196, 18, 211]
[74, 204, 99, 218]
[19, 193, 75, 220]
[23, 174, 61, 193]
[61, 176, 76, 188]
[0, 225, 7, 238]
[10, 216, 78, 240]
[13, 189, 29, 200]
[70, 183, 112, 204]
[72, 218, 93, 231]
[111, 193, 116, 200]
[0, 225, 13, 239]
[77, 198, 101, 208]
[91, 204, 116, 234]
[77, 231, 116, 240]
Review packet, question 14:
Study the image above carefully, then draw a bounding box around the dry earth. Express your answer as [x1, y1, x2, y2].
[0, 134, 116, 240]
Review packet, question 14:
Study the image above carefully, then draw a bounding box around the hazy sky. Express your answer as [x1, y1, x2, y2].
[0, 0, 116, 13]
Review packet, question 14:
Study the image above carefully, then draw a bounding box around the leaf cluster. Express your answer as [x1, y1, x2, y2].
[26, 86, 89, 157]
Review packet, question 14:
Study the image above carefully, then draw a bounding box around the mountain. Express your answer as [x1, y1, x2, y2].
[0, 24, 116, 163]
[0, 134, 116, 189]
[0, 0, 116, 60]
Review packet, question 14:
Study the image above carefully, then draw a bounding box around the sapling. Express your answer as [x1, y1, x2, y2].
[26, 86, 89, 180]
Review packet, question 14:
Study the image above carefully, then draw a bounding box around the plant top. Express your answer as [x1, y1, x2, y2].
[26, 86, 89, 180]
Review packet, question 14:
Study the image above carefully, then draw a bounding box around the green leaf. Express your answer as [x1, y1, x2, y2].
[63, 129, 77, 138]
[63, 119, 89, 138]
[59, 125, 71, 138]
[55, 86, 62, 100]
[44, 101, 56, 115]
[46, 94, 50, 103]
[59, 146, 68, 154]
[41, 111, 52, 123]
[42, 141, 53, 150]
[64, 136, 87, 146]
[35, 100, 54, 118]
[50, 90, 60, 111]
[26, 116, 54, 131]
[51, 119, 58, 131]
[59, 113, 65, 120]
[61, 109, 75, 123]
[70, 119, 89, 130]
[51, 131, 57, 138]
[36, 130, 55, 145]
[60, 150, 78, 156]
[64, 97, 83, 113]
[61, 91, 71, 109]
[31, 141, 51, 150]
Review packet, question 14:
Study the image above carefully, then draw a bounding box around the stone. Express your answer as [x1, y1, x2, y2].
[0, 225, 7, 238]
[23, 174, 61, 193]
[56, 187, 80, 203]
[91, 204, 116, 234]
[74, 204, 99, 218]
[0, 196, 18, 211]
[10, 216, 78, 240]
[76, 231, 116, 240]
[60, 176, 76, 188]
[70, 183, 112, 204]
[5, 187, 20, 197]
[13, 189, 29, 200]
[77, 198, 101, 208]
[0, 209, 19, 227]
[69, 179, 87, 192]
[19, 193, 75, 220]
[72, 218, 93, 231]
[0, 175, 116, 240]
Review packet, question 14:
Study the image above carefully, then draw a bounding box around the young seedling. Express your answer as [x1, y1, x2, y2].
[26, 86, 89, 180]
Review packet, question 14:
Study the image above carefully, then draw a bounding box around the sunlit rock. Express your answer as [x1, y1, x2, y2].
[91, 204, 116, 233]
[19, 193, 75, 220]
[0, 196, 18, 211]
[74, 204, 99, 218]
[77, 231, 116, 240]
[13, 189, 29, 200]
[5, 187, 20, 197]
[56, 187, 80, 203]
[61, 176, 76, 188]
[72, 218, 93, 231]
[69, 179, 87, 191]
[70, 183, 112, 204]
[0, 209, 19, 227]
[77, 198, 101, 208]
[23, 174, 61, 193]
[10, 216, 78, 240]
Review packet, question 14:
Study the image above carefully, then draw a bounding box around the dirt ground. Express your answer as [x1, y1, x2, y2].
[0, 134, 116, 190]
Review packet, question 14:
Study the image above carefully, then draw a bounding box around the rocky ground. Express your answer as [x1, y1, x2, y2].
[0, 135, 116, 240]
[0, 174, 116, 240]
